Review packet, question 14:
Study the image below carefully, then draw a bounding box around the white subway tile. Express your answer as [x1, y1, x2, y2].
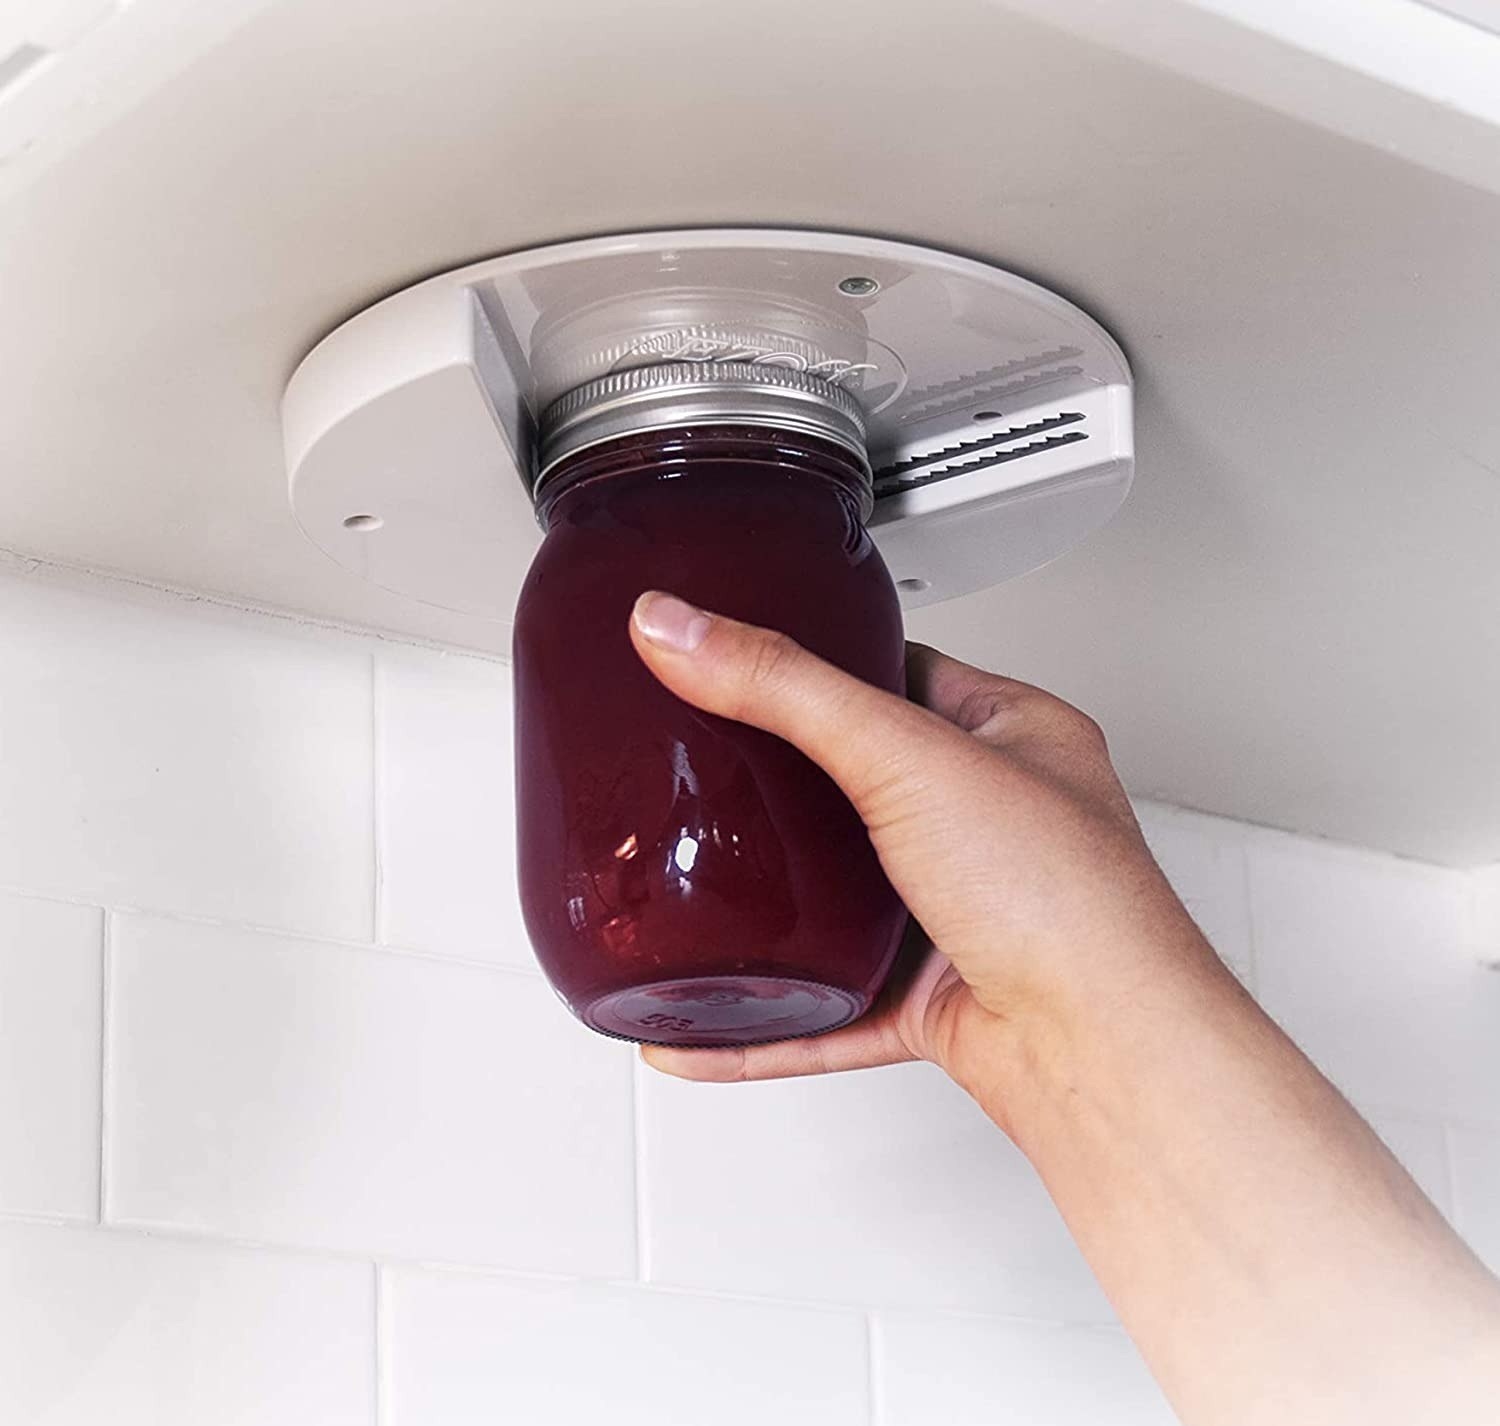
[0, 1222, 372, 1426]
[106, 913, 634, 1275]
[1448, 1123, 1500, 1277]
[1475, 864, 1500, 966]
[386, 1267, 867, 1426]
[377, 651, 532, 969]
[1134, 801, 1253, 981]
[0, 891, 101, 1220]
[1362, 1110, 1452, 1218]
[876, 1313, 1175, 1426]
[0, 579, 374, 939]
[1248, 842, 1500, 1123]
[641, 1061, 1111, 1321]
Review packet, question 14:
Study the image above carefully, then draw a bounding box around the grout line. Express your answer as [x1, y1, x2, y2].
[1237, 840, 1259, 994]
[375, 1263, 392, 1426]
[1471, 868, 1500, 968]
[632, 1052, 650, 1282]
[0, 1207, 1122, 1330]
[1465, 875, 1478, 961]
[0, 884, 106, 912]
[0, 542, 511, 664]
[610, 1277, 1107, 1326]
[0, 1206, 101, 1230]
[97, 909, 113, 1225]
[0, 1208, 588, 1278]
[1354, 1102, 1500, 1135]
[1129, 793, 1473, 876]
[1442, 1121, 1464, 1231]
[0, 879, 545, 979]
[371, 654, 386, 946]
[866, 1311, 885, 1426]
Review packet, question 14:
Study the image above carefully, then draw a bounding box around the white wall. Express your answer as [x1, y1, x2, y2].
[0, 567, 1496, 1426]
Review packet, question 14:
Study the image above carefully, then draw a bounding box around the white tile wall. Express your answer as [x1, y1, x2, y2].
[0, 579, 374, 940]
[875, 1313, 1175, 1426]
[1364, 1109, 1453, 1217]
[105, 912, 635, 1275]
[376, 649, 532, 968]
[385, 1267, 869, 1426]
[1476, 865, 1500, 965]
[0, 567, 1496, 1424]
[640, 1061, 1113, 1322]
[0, 890, 101, 1220]
[1249, 839, 1500, 1124]
[1134, 800, 1254, 982]
[0, 1222, 373, 1426]
[1448, 1124, 1500, 1276]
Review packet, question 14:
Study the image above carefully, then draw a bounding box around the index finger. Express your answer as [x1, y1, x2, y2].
[630, 593, 967, 820]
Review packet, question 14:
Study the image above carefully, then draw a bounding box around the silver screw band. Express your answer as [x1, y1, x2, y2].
[535, 362, 871, 495]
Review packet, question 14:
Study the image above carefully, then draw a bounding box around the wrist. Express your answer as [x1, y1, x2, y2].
[941, 916, 1243, 1143]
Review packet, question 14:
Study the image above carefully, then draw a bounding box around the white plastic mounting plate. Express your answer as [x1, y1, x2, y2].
[282, 229, 1133, 620]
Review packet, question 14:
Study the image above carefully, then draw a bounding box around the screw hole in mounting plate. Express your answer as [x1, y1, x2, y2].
[973, 410, 1004, 422]
[342, 513, 384, 531]
[896, 577, 931, 594]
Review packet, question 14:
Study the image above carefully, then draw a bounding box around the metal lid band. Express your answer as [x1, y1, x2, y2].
[535, 362, 871, 495]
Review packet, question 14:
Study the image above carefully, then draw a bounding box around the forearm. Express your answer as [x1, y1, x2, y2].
[964, 927, 1500, 1426]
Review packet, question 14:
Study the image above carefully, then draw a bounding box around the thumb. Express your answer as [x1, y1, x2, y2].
[629, 590, 953, 816]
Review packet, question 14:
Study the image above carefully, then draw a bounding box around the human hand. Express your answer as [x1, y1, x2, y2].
[629, 591, 1500, 1426]
[628, 590, 1223, 1096]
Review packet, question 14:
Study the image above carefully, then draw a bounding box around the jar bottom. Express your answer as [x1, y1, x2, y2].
[581, 975, 864, 1048]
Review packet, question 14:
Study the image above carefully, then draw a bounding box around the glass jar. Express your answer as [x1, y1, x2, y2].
[513, 363, 907, 1045]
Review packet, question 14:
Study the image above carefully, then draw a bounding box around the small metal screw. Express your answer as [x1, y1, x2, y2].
[837, 275, 880, 297]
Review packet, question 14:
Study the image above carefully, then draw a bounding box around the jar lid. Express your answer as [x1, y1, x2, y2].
[535, 362, 870, 495]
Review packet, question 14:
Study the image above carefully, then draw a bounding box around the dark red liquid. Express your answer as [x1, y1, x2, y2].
[513, 426, 908, 1046]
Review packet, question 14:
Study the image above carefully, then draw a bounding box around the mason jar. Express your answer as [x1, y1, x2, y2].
[514, 362, 907, 1045]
